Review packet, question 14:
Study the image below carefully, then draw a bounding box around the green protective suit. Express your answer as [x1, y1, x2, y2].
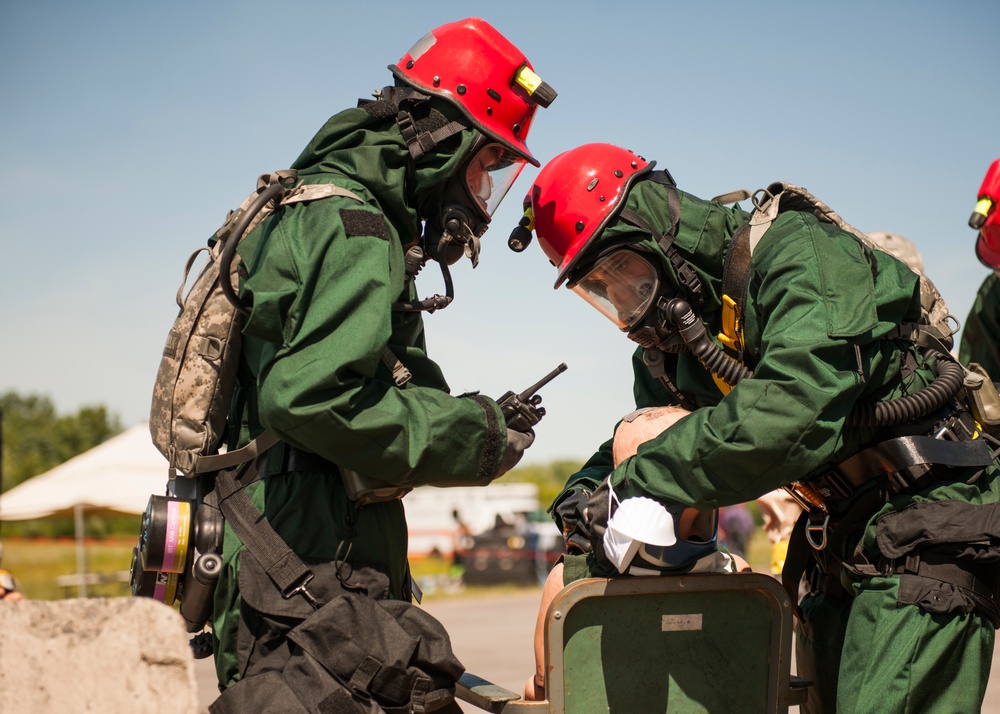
[212, 104, 509, 688]
[960, 271, 1000, 379]
[552, 178, 999, 713]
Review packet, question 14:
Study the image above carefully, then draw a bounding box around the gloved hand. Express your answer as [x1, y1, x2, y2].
[553, 488, 594, 554]
[496, 428, 535, 478]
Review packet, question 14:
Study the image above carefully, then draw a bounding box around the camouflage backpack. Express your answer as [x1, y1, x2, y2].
[149, 170, 363, 477]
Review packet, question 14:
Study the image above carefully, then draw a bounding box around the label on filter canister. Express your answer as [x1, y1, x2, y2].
[152, 571, 180, 605]
[161, 500, 191, 574]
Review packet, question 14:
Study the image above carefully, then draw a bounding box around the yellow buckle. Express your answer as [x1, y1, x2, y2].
[718, 294, 742, 351]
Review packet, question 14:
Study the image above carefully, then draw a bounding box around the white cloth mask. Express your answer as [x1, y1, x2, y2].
[602, 487, 677, 574]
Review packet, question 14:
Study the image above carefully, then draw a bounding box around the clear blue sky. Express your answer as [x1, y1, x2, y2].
[1, 0, 997, 466]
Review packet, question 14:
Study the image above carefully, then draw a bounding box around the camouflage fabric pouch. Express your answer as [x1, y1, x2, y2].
[148, 171, 362, 476]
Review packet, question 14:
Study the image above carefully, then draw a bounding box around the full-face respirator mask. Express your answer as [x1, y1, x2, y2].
[397, 140, 527, 313]
[571, 248, 752, 389]
[570, 249, 685, 352]
[423, 141, 522, 259]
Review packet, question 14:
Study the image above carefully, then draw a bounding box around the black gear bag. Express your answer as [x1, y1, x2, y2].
[208, 467, 465, 714]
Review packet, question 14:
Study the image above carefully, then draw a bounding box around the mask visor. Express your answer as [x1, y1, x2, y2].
[465, 143, 526, 218]
[571, 251, 660, 329]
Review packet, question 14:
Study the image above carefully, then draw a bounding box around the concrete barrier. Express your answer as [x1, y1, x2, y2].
[0, 597, 199, 713]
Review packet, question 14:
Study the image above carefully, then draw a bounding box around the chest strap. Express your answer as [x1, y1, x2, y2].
[808, 434, 996, 503]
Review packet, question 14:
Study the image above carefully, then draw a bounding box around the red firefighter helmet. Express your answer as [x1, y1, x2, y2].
[972, 159, 1000, 270]
[528, 143, 653, 287]
[390, 18, 556, 167]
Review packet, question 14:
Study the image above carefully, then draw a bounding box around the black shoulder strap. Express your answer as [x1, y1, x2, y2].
[618, 184, 703, 308]
[719, 184, 795, 363]
[213, 463, 319, 608]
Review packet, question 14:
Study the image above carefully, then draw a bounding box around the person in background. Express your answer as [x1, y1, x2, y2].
[0, 568, 24, 601]
[960, 159, 1000, 377]
[718, 502, 754, 559]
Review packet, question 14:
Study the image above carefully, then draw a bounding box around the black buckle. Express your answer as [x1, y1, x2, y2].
[805, 509, 830, 551]
[810, 470, 853, 502]
[283, 573, 319, 610]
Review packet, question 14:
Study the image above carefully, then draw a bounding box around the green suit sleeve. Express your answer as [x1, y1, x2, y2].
[240, 198, 505, 487]
[614, 215, 876, 507]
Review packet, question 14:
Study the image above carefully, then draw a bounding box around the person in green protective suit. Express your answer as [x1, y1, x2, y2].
[208, 18, 557, 704]
[517, 143, 1000, 714]
[961, 158, 1000, 379]
[959, 272, 1000, 378]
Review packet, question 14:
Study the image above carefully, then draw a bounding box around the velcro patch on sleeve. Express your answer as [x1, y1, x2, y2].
[340, 209, 390, 241]
[470, 394, 502, 482]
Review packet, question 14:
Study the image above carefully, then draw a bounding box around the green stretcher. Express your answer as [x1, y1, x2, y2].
[457, 572, 811, 713]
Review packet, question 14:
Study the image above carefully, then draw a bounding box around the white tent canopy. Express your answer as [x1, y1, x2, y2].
[0, 422, 169, 521]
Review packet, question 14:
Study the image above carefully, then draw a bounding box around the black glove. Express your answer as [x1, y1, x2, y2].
[586, 478, 615, 570]
[553, 488, 593, 554]
[496, 428, 534, 477]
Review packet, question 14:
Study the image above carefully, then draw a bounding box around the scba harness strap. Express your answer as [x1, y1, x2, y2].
[809, 432, 997, 503]
[850, 499, 1000, 627]
[719, 181, 956, 367]
[783, 497, 1000, 628]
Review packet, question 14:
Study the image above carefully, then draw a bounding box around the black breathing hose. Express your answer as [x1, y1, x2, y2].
[391, 259, 454, 312]
[664, 299, 965, 428]
[846, 351, 965, 428]
[665, 299, 753, 386]
[218, 181, 286, 315]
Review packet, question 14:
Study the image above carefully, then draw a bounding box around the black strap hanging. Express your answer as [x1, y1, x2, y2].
[214, 463, 319, 608]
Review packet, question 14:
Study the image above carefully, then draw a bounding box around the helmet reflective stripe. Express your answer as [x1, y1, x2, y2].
[527, 143, 654, 287]
[389, 18, 555, 166]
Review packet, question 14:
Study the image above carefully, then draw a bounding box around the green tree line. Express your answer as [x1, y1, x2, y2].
[1, 392, 122, 493]
[504, 460, 583, 511]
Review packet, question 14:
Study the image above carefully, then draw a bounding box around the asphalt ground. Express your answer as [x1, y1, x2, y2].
[194, 588, 1000, 713]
